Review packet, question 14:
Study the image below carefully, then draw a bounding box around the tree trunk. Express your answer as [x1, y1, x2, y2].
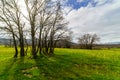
[39, 28, 42, 55]
[37, 27, 42, 55]
[19, 37, 25, 57]
[25, 38, 28, 55]
[13, 33, 18, 58]
[31, 26, 37, 58]
[49, 35, 54, 55]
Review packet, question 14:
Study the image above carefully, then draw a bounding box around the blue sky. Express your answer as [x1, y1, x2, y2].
[63, 0, 120, 43]
[66, 0, 97, 9]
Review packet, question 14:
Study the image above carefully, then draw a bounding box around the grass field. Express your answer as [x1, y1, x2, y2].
[0, 47, 120, 80]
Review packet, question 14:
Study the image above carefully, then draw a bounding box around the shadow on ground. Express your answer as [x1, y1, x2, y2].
[0, 54, 119, 80]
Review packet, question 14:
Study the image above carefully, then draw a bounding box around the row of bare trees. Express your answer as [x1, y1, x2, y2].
[0, 0, 68, 58]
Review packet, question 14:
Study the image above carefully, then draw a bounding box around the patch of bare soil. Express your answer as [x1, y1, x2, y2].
[21, 66, 38, 78]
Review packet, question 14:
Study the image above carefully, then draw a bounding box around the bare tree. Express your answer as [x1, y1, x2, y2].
[78, 33, 100, 49]
[42, 1, 68, 55]
[55, 30, 73, 48]
[24, 0, 68, 56]
[63, 30, 73, 48]
[24, 0, 46, 58]
[0, 0, 19, 57]
[0, 0, 68, 58]
[0, 0, 25, 57]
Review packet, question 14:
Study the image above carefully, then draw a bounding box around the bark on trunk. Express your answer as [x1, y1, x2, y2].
[13, 33, 18, 58]
[19, 37, 25, 57]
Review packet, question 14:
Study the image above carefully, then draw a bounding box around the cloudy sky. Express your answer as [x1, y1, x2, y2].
[62, 0, 120, 43]
[0, 0, 120, 43]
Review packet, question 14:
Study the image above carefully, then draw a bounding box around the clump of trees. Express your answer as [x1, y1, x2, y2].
[78, 33, 100, 49]
[0, 0, 68, 58]
[55, 30, 73, 48]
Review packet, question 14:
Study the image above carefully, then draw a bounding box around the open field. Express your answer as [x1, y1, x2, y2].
[0, 47, 120, 80]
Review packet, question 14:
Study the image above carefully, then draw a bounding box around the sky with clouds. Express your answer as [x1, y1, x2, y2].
[62, 0, 120, 43]
[0, 0, 120, 43]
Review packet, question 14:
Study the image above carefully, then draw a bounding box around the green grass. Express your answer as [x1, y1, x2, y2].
[0, 47, 120, 80]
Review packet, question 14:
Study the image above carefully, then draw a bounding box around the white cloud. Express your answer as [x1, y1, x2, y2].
[94, 0, 110, 5]
[65, 0, 120, 43]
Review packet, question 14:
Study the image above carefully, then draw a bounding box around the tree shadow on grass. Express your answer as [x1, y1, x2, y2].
[0, 57, 31, 80]
[33, 55, 82, 80]
[0, 58, 17, 80]
[13, 57, 36, 80]
[33, 54, 119, 80]
[0, 54, 118, 80]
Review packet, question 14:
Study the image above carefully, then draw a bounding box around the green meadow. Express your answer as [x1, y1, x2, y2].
[0, 47, 120, 80]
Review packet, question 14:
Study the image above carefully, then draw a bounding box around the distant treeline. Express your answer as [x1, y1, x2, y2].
[1, 38, 120, 49]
